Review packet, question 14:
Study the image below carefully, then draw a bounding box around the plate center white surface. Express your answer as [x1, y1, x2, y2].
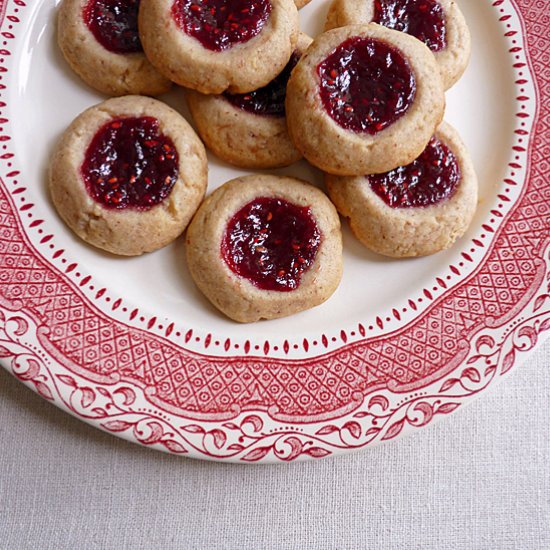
[10, 0, 518, 349]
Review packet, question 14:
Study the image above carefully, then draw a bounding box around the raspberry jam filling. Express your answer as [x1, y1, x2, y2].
[222, 197, 321, 292]
[81, 117, 179, 210]
[368, 137, 461, 208]
[317, 37, 416, 134]
[224, 52, 300, 117]
[373, 0, 447, 52]
[171, 0, 272, 52]
[83, 0, 142, 54]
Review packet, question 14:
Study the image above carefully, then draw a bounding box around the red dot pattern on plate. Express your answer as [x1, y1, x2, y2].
[368, 137, 461, 208]
[317, 36, 416, 134]
[373, 0, 447, 52]
[81, 117, 179, 210]
[222, 197, 321, 291]
[83, 0, 142, 54]
[171, 0, 272, 52]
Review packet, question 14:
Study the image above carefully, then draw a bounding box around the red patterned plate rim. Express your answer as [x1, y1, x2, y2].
[0, 0, 549, 462]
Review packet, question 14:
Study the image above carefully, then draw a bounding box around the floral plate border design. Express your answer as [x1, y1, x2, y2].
[0, 0, 549, 462]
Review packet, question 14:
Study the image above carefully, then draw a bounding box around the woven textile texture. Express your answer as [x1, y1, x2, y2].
[0, 340, 549, 550]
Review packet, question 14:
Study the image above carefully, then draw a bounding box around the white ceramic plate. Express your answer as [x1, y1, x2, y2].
[1, 0, 548, 462]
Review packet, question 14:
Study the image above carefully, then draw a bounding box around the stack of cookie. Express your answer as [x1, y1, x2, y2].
[50, 0, 476, 322]
[316, 0, 477, 258]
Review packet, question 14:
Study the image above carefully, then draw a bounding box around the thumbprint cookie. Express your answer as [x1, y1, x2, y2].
[58, 0, 172, 96]
[325, 0, 471, 90]
[49, 96, 208, 256]
[326, 121, 478, 257]
[186, 175, 343, 322]
[139, 0, 299, 94]
[186, 33, 312, 169]
[285, 24, 445, 176]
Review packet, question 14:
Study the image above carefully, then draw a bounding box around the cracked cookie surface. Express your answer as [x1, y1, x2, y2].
[139, 0, 299, 94]
[286, 24, 446, 176]
[324, 0, 471, 90]
[49, 95, 207, 256]
[58, 0, 172, 96]
[326, 121, 478, 257]
[186, 32, 312, 169]
[186, 175, 343, 322]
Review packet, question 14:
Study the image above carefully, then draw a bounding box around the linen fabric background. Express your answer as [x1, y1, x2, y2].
[0, 340, 549, 550]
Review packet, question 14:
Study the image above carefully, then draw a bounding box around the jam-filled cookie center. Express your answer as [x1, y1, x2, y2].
[81, 116, 179, 210]
[368, 137, 461, 208]
[317, 37, 416, 135]
[83, 0, 142, 54]
[171, 0, 272, 52]
[222, 197, 321, 291]
[224, 52, 300, 117]
[373, 0, 447, 53]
